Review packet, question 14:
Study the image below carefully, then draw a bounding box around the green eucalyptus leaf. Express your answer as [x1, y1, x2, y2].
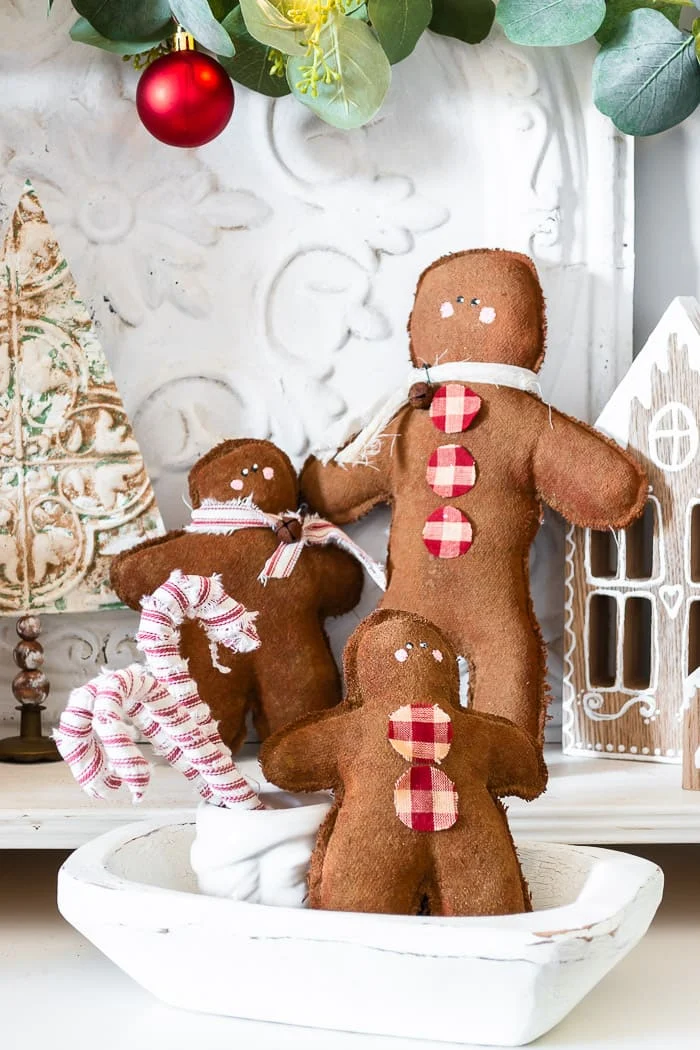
[170, 0, 235, 55]
[72, 0, 173, 42]
[287, 12, 391, 129]
[220, 7, 291, 95]
[429, 0, 495, 44]
[596, 0, 685, 46]
[238, 0, 308, 56]
[593, 9, 700, 135]
[496, 0, 605, 45]
[70, 16, 169, 52]
[367, 0, 432, 63]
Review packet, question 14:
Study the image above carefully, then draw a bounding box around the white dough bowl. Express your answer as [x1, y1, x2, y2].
[58, 821, 663, 1047]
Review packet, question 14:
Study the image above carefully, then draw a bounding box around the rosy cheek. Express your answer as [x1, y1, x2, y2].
[394, 648, 408, 663]
[262, 467, 274, 480]
[440, 301, 454, 319]
[432, 649, 443, 662]
[479, 306, 496, 325]
[230, 479, 244, 491]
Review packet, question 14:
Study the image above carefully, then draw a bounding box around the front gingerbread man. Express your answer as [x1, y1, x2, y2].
[110, 439, 367, 751]
[301, 250, 647, 781]
[262, 609, 546, 916]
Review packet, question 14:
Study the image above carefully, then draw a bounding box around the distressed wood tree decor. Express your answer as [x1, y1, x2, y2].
[563, 297, 700, 789]
[0, 183, 164, 761]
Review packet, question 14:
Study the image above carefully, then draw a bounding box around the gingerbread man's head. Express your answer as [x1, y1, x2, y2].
[408, 249, 546, 372]
[189, 439, 298, 515]
[344, 609, 460, 710]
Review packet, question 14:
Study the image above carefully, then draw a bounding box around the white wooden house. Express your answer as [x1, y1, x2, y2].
[562, 297, 700, 788]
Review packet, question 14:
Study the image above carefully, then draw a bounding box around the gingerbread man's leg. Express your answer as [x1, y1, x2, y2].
[315, 807, 430, 914]
[251, 620, 343, 738]
[429, 797, 530, 916]
[179, 622, 256, 753]
[464, 611, 548, 747]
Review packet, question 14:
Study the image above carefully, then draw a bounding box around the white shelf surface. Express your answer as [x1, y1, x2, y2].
[2, 745, 700, 848]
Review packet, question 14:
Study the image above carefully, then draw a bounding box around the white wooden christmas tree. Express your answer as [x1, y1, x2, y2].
[0, 183, 164, 760]
[563, 297, 700, 789]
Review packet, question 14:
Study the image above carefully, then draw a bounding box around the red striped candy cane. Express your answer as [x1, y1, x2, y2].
[135, 571, 262, 809]
[54, 679, 123, 800]
[56, 665, 213, 803]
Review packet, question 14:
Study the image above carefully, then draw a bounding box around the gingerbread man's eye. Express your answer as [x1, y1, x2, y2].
[241, 468, 249, 477]
[419, 641, 428, 649]
[470, 298, 481, 307]
[405, 642, 414, 650]
[456, 296, 464, 304]
[252, 464, 259, 472]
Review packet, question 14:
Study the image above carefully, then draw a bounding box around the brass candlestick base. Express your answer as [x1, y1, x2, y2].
[0, 615, 60, 764]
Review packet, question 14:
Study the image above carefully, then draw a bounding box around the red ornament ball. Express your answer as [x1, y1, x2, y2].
[137, 50, 234, 148]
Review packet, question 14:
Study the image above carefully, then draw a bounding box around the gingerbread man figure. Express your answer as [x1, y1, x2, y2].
[110, 439, 378, 751]
[261, 609, 545, 916]
[301, 250, 647, 786]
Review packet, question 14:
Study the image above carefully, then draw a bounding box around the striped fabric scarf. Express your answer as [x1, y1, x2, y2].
[186, 498, 387, 590]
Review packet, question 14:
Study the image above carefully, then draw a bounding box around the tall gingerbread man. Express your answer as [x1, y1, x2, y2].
[301, 250, 647, 786]
[262, 609, 545, 916]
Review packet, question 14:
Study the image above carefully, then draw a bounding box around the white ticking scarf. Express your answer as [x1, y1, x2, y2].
[186, 498, 387, 590]
[328, 361, 543, 466]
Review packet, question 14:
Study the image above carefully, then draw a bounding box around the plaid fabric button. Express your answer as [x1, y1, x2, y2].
[422, 506, 473, 558]
[388, 704, 453, 764]
[429, 384, 481, 433]
[394, 766, 458, 832]
[426, 444, 476, 498]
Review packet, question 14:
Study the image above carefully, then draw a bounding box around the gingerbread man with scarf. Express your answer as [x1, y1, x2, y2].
[301, 249, 648, 794]
[110, 439, 384, 751]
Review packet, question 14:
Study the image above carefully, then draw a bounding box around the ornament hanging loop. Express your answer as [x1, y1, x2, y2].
[172, 26, 196, 52]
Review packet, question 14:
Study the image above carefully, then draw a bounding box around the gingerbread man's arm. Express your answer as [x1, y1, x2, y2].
[310, 547, 365, 618]
[301, 420, 401, 524]
[532, 405, 647, 529]
[463, 711, 548, 800]
[260, 706, 353, 792]
[110, 532, 190, 609]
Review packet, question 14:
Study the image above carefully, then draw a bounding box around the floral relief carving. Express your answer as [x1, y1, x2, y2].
[0, 25, 632, 734]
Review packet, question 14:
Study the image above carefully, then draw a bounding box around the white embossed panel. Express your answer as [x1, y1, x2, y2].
[0, 2, 633, 741]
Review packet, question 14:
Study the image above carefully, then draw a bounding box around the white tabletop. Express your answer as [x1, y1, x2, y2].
[2, 843, 699, 1049]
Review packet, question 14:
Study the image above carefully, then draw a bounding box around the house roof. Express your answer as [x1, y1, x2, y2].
[596, 296, 700, 448]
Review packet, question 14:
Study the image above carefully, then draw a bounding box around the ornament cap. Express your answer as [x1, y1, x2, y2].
[173, 26, 196, 52]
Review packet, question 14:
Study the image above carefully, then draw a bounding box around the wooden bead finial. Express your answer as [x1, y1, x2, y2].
[408, 382, 434, 410]
[275, 517, 304, 544]
[0, 614, 59, 763]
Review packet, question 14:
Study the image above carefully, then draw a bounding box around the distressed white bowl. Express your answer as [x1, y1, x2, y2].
[58, 823, 662, 1047]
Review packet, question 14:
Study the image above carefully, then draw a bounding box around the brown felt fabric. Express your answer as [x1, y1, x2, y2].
[261, 609, 546, 917]
[110, 439, 364, 751]
[301, 250, 647, 786]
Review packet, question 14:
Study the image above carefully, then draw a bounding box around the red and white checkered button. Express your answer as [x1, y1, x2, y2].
[394, 766, 458, 832]
[422, 506, 473, 558]
[388, 704, 453, 764]
[429, 383, 481, 434]
[426, 444, 476, 498]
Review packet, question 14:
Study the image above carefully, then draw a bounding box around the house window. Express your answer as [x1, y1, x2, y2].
[588, 593, 618, 688]
[625, 501, 656, 580]
[648, 401, 698, 473]
[690, 504, 700, 583]
[589, 529, 618, 579]
[689, 601, 700, 675]
[622, 596, 653, 690]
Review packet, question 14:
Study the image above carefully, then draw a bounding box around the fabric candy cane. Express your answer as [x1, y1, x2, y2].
[186, 498, 387, 589]
[136, 570, 262, 809]
[56, 572, 262, 809]
[55, 665, 213, 803]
